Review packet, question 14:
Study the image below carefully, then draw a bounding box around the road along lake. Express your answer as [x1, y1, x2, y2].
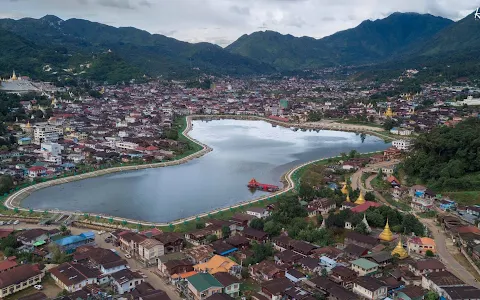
[22, 119, 390, 222]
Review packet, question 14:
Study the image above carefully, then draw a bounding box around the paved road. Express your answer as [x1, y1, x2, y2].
[421, 218, 480, 288]
[350, 160, 399, 192]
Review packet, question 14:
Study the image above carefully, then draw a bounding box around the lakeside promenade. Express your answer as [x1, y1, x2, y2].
[4, 115, 387, 227]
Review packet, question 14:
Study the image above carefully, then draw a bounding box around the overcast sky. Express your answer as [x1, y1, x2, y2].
[1, 0, 478, 46]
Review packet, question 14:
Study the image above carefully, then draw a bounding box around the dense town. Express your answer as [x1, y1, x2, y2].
[0, 72, 479, 300]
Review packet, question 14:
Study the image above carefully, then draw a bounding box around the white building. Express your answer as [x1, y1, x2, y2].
[41, 142, 64, 156]
[246, 207, 271, 219]
[392, 139, 412, 151]
[390, 127, 413, 136]
[33, 124, 63, 145]
[138, 239, 164, 267]
[110, 269, 144, 295]
[352, 277, 387, 300]
[115, 141, 139, 150]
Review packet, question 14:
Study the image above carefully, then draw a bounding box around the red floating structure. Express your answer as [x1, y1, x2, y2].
[248, 178, 280, 192]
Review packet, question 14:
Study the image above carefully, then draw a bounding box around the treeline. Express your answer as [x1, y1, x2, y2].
[404, 118, 480, 191]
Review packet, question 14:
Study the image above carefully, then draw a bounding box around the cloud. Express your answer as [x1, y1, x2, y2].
[230, 5, 250, 15]
[97, 0, 135, 10]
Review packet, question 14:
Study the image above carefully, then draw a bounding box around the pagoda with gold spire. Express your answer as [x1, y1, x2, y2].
[379, 219, 394, 242]
[346, 194, 351, 203]
[354, 193, 365, 205]
[11, 70, 18, 81]
[341, 183, 349, 195]
[391, 237, 408, 259]
[384, 105, 394, 118]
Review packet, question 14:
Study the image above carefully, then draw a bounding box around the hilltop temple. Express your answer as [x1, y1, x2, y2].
[0, 70, 39, 93]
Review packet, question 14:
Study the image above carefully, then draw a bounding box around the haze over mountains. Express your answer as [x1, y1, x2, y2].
[0, 11, 479, 82]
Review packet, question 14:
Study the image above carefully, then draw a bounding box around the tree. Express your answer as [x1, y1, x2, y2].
[59, 224, 68, 233]
[3, 246, 15, 257]
[425, 250, 435, 257]
[263, 220, 282, 236]
[354, 222, 369, 235]
[316, 214, 324, 225]
[0, 234, 17, 250]
[195, 222, 205, 229]
[221, 225, 231, 238]
[206, 234, 218, 243]
[250, 218, 265, 230]
[425, 291, 439, 300]
[364, 191, 376, 201]
[321, 268, 328, 277]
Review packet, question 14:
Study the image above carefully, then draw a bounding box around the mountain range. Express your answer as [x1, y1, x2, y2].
[0, 11, 479, 83]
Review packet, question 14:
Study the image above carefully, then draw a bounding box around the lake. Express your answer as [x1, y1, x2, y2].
[21, 120, 390, 222]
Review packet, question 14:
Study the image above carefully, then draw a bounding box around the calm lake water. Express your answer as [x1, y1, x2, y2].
[22, 120, 389, 222]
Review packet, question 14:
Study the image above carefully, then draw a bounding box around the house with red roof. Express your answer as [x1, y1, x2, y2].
[0, 257, 18, 273]
[28, 166, 47, 178]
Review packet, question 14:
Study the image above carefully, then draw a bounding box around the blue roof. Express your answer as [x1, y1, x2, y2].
[19, 137, 31, 141]
[55, 231, 95, 246]
[61, 163, 76, 167]
[320, 256, 336, 265]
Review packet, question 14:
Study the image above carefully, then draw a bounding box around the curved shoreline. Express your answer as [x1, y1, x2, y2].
[4, 115, 385, 227]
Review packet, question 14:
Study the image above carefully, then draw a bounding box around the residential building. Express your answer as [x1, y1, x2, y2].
[16, 229, 49, 246]
[245, 207, 270, 219]
[194, 255, 241, 276]
[0, 257, 18, 273]
[261, 278, 293, 300]
[50, 262, 101, 292]
[73, 246, 128, 275]
[392, 139, 412, 151]
[421, 271, 466, 296]
[407, 237, 436, 255]
[110, 269, 144, 295]
[352, 277, 387, 300]
[0, 264, 43, 298]
[213, 272, 241, 298]
[350, 258, 379, 276]
[409, 259, 446, 276]
[186, 273, 223, 300]
[33, 124, 63, 144]
[55, 232, 95, 253]
[329, 266, 357, 289]
[138, 238, 164, 266]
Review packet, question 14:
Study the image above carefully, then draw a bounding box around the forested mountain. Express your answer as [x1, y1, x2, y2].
[0, 15, 274, 80]
[226, 13, 453, 70]
[0, 11, 479, 81]
[405, 118, 480, 191]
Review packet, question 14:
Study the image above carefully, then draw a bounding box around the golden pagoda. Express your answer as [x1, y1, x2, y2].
[384, 105, 394, 118]
[354, 192, 365, 205]
[346, 194, 351, 203]
[11, 70, 17, 81]
[391, 238, 408, 259]
[379, 219, 394, 242]
[26, 121, 31, 129]
[341, 183, 349, 195]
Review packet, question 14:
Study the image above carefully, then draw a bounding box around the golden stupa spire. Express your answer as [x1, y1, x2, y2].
[391, 237, 408, 259]
[379, 218, 394, 241]
[354, 192, 365, 205]
[26, 121, 31, 128]
[384, 105, 393, 118]
[341, 183, 349, 195]
[346, 193, 351, 203]
[11, 70, 17, 81]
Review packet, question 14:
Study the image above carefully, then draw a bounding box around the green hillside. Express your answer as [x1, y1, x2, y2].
[226, 13, 453, 70]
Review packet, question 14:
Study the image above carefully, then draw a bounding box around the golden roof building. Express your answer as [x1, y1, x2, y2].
[341, 183, 349, 195]
[391, 238, 408, 259]
[384, 105, 394, 118]
[354, 193, 365, 205]
[379, 219, 394, 242]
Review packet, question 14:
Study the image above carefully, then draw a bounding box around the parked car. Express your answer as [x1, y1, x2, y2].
[6, 220, 11, 225]
[125, 254, 132, 259]
[0, 221, 4, 226]
[13, 220, 19, 225]
[34, 285, 43, 290]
